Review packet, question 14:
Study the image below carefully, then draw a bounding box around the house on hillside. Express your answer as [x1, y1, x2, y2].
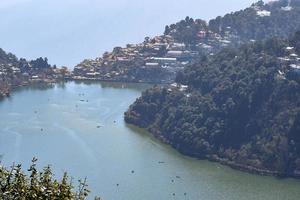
[290, 64, 300, 74]
[149, 57, 177, 66]
[257, 10, 271, 17]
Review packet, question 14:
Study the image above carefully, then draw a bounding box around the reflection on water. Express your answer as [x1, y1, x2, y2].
[73, 80, 152, 91]
[0, 81, 300, 200]
[16, 83, 55, 92]
[1, 81, 151, 104]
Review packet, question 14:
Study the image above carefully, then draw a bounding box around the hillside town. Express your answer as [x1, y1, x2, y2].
[277, 46, 300, 78]
[1, 0, 300, 97]
[70, 0, 300, 84]
[0, 52, 71, 98]
[72, 35, 195, 83]
[72, 25, 240, 83]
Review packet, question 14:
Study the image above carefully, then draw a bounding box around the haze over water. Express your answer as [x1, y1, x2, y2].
[0, 0, 256, 67]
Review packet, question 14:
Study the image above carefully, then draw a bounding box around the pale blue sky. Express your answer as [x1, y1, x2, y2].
[0, 0, 257, 67]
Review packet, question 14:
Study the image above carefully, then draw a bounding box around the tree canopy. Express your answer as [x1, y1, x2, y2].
[125, 32, 300, 176]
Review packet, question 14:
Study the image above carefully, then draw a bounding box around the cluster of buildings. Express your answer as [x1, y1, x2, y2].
[72, 35, 195, 83]
[277, 46, 300, 79]
[1, 0, 299, 98]
[196, 27, 239, 54]
[255, 4, 293, 17]
[72, 25, 239, 83]
[251, 2, 272, 17]
[0, 60, 71, 98]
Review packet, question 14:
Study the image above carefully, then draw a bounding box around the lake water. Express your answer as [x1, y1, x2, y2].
[0, 81, 300, 200]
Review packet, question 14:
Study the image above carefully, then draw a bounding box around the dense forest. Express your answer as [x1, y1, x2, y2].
[125, 31, 300, 177]
[165, 0, 300, 46]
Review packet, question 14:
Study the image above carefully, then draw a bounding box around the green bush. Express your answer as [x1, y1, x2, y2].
[0, 158, 101, 200]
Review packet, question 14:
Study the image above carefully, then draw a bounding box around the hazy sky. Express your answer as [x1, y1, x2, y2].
[0, 0, 257, 67]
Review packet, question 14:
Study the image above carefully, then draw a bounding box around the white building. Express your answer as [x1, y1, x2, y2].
[257, 10, 271, 17]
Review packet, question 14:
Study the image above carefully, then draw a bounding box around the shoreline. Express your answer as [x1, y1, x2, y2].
[2, 78, 299, 179]
[142, 125, 300, 179]
[69, 77, 171, 84]
[0, 79, 58, 100]
[0, 78, 159, 101]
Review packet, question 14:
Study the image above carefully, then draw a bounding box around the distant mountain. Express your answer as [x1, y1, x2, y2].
[125, 31, 300, 177]
[73, 0, 300, 84]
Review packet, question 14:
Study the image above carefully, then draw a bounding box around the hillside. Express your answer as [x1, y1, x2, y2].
[125, 31, 300, 177]
[168, 0, 300, 44]
[0, 48, 69, 98]
[72, 0, 300, 84]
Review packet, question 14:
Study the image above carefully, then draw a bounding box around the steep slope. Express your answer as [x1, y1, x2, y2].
[0, 48, 67, 98]
[168, 0, 300, 44]
[125, 31, 300, 177]
[73, 0, 300, 84]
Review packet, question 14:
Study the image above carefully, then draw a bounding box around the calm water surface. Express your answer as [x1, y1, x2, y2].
[0, 81, 300, 200]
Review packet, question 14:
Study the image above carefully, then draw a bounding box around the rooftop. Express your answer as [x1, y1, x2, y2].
[257, 10, 271, 17]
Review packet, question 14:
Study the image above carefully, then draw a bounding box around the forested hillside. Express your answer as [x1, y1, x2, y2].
[0, 48, 68, 98]
[74, 0, 300, 84]
[209, 0, 300, 41]
[125, 31, 300, 177]
[166, 0, 300, 45]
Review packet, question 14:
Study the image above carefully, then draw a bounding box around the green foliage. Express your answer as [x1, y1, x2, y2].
[0, 158, 100, 200]
[0, 48, 59, 98]
[125, 33, 300, 176]
[29, 57, 51, 69]
[164, 16, 207, 44]
[165, 0, 300, 45]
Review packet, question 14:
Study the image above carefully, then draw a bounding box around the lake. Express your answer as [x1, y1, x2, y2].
[0, 81, 300, 200]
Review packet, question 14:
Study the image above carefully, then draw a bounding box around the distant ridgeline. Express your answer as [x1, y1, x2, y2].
[73, 0, 300, 83]
[125, 31, 300, 177]
[0, 48, 70, 98]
